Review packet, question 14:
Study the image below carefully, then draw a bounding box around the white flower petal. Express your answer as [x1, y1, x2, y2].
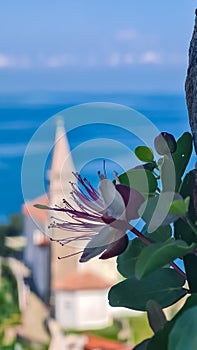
[99, 179, 126, 219]
[79, 225, 124, 262]
[87, 225, 123, 248]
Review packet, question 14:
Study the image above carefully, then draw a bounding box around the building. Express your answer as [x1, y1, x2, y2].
[54, 271, 111, 329]
[22, 194, 50, 303]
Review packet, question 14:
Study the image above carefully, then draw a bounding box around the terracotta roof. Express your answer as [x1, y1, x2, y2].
[33, 229, 50, 246]
[35, 237, 50, 246]
[53, 271, 112, 291]
[85, 334, 131, 350]
[22, 193, 49, 224]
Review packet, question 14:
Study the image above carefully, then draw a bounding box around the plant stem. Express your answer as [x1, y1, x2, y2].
[128, 224, 186, 279]
[170, 262, 187, 279]
[186, 217, 197, 236]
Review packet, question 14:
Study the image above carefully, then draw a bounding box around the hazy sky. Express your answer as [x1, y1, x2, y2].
[0, 1, 197, 92]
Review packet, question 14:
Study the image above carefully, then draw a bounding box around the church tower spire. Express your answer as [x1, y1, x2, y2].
[49, 116, 79, 288]
[49, 116, 75, 203]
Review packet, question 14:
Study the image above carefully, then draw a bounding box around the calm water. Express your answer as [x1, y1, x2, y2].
[0, 92, 193, 223]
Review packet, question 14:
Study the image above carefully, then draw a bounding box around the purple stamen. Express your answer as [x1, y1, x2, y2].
[72, 172, 99, 201]
[71, 190, 103, 214]
[84, 178, 100, 197]
[62, 198, 76, 210]
[103, 160, 107, 178]
[58, 250, 84, 260]
[48, 206, 103, 221]
[71, 177, 103, 207]
[73, 173, 100, 201]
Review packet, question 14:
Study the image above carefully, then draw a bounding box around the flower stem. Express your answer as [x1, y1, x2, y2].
[128, 224, 151, 246]
[128, 224, 186, 279]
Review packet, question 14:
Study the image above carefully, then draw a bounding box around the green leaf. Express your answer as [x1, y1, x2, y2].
[146, 300, 167, 333]
[174, 218, 197, 244]
[160, 156, 176, 192]
[135, 240, 195, 279]
[184, 196, 190, 212]
[136, 162, 157, 172]
[172, 132, 193, 191]
[169, 306, 197, 350]
[174, 170, 197, 244]
[118, 169, 157, 196]
[117, 226, 172, 278]
[183, 254, 197, 293]
[117, 238, 145, 278]
[135, 146, 154, 162]
[134, 339, 151, 350]
[169, 199, 187, 217]
[180, 169, 195, 196]
[138, 196, 158, 224]
[142, 225, 172, 243]
[147, 327, 170, 350]
[34, 204, 50, 210]
[108, 268, 187, 311]
[147, 294, 197, 350]
[179, 293, 197, 311]
[139, 193, 181, 232]
[180, 169, 196, 221]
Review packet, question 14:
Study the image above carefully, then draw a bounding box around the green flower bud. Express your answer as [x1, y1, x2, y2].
[154, 132, 177, 155]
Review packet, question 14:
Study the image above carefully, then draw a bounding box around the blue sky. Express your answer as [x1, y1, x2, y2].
[0, 0, 197, 92]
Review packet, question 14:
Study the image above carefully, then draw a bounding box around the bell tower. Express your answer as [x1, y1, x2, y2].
[49, 117, 79, 288]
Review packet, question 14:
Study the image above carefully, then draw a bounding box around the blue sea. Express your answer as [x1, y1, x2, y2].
[0, 92, 194, 223]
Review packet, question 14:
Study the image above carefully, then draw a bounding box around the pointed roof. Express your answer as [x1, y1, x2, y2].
[49, 116, 75, 201]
